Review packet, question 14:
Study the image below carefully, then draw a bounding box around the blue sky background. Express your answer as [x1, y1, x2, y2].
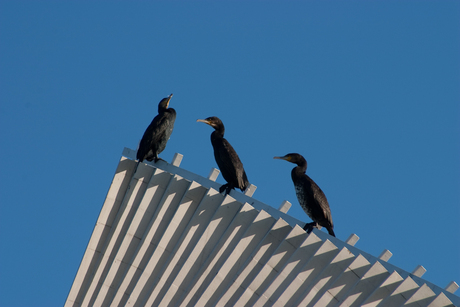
[1, 1, 459, 306]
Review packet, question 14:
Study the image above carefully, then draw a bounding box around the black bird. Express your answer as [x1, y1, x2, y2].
[197, 116, 249, 195]
[137, 94, 175, 165]
[274, 153, 335, 237]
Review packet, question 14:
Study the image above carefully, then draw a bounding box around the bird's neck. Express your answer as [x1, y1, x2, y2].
[294, 162, 307, 174]
[211, 127, 225, 139]
[210, 131, 222, 144]
[158, 106, 169, 113]
[158, 108, 175, 116]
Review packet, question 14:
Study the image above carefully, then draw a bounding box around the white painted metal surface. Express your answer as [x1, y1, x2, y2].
[65, 148, 459, 307]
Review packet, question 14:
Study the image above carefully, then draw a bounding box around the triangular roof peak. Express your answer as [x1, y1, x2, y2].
[65, 148, 459, 307]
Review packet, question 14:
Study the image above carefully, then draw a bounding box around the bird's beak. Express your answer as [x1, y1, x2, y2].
[197, 119, 210, 125]
[166, 94, 173, 108]
[274, 155, 291, 161]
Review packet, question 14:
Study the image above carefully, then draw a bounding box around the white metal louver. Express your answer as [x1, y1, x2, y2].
[65, 148, 459, 307]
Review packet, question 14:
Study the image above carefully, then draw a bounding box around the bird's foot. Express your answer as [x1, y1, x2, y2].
[219, 184, 227, 194]
[303, 222, 319, 234]
[219, 184, 233, 195]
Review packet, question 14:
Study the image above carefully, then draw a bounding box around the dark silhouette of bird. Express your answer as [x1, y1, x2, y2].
[136, 94, 175, 166]
[274, 153, 335, 237]
[197, 116, 249, 195]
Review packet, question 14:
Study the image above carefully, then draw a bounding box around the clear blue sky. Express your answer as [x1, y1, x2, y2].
[1, 1, 459, 306]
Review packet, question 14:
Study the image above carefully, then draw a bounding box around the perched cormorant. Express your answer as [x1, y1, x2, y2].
[274, 153, 335, 237]
[137, 94, 175, 165]
[197, 116, 249, 195]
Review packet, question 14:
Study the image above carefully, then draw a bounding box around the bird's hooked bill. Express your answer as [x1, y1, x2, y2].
[196, 119, 210, 124]
[165, 94, 173, 108]
[274, 155, 291, 161]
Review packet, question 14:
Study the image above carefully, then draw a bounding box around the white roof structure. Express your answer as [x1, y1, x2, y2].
[65, 148, 459, 307]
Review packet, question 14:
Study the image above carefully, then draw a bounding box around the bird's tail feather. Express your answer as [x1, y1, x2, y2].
[327, 228, 336, 237]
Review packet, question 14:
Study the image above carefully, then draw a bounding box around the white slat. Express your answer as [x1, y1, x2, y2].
[379, 276, 421, 307]
[180, 203, 261, 306]
[65, 156, 136, 307]
[216, 218, 293, 306]
[404, 283, 436, 306]
[124, 174, 192, 306]
[339, 260, 390, 307]
[361, 271, 404, 307]
[269, 240, 340, 307]
[313, 254, 371, 306]
[157, 195, 243, 306]
[428, 292, 456, 307]
[81, 162, 155, 306]
[109, 168, 174, 306]
[94, 167, 169, 306]
[142, 188, 225, 306]
[196, 209, 277, 306]
[296, 246, 357, 307]
[237, 229, 321, 306]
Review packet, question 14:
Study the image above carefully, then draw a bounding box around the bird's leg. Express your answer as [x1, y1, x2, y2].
[303, 222, 319, 233]
[219, 184, 234, 195]
[219, 184, 229, 194]
[225, 185, 233, 195]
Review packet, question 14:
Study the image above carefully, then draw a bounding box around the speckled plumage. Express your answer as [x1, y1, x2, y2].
[275, 153, 335, 237]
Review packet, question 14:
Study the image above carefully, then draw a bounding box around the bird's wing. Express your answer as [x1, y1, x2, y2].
[137, 125, 154, 160]
[137, 114, 169, 159]
[152, 114, 172, 142]
[214, 138, 244, 185]
[295, 174, 332, 225]
[160, 109, 176, 141]
[310, 179, 334, 227]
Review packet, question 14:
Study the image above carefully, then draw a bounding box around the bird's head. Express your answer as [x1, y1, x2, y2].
[274, 153, 306, 166]
[158, 93, 173, 112]
[196, 116, 224, 130]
